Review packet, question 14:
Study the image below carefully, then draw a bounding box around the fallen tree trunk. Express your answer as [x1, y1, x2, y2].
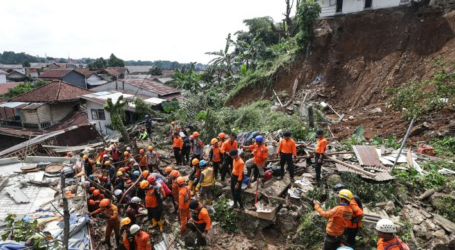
[326, 156, 376, 177]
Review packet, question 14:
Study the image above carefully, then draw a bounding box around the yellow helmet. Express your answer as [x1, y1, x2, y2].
[116, 171, 123, 176]
[338, 189, 354, 201]
[211, 138, 218, 145]
[140, 180, 149, 189]
[121, 217, 131, 227]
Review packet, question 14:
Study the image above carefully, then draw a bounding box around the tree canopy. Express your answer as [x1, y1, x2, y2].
[108, 53, 125, 67]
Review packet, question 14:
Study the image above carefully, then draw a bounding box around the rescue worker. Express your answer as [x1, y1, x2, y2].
[138, 149, 147, 170]
[209, 138, 222, 180]
[333, 183, 364, 248]
[315, 129, 328, 182]
[141, 178, 165, 232]
[129, 224, 152, 250]
[111, 145, 120, 166]
[173, 132, 183, 165]
[83, 155, 95, 177]
[376, 219, 409, 250]
[189, 158, 202, 195]
[145, 115, 152, 137]
[106, 161, 117, 184]
[277, 131, 297, 181]
[87, 199, 98, 212]
[145, 146, 159, 174]
[229, 149, 244, 209]
[115, 170, 128, 191]
[170, 170, 180, 213]
[196, 160, 215, 205]
[170, 121, 180, 139]
[191, 132, 204, 161]
[221, 134, 238, 183]
[123, 151, 131, 167]
[313, 189, 354, 250]
[90, 199, 121, 248]
[177, 176, 191, 233]
[121, 217, 135, 250]
[242, 135, 268, 185]
[139, 127, 148, 140]
[126, 197, 145, 225]
[182, 134, 192, 165]
[91, 189, 105, 207]
[98, 147, 108, 163]
[188, 200, 211, 247]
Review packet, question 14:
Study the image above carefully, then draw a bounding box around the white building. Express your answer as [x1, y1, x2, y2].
[0, 70, 6, 84]
[318, 0, 412, 17]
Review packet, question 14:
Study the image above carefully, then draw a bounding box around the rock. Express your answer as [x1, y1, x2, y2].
[424, 219, 437, 231]
[413, 223, 429, 239]
[371, 107, 382, 114]
[384, 201, 395, 214]
[278, 208, 288, 216]
[327, 174, 342, 186]
[433, 229, 446, 238]
[348, 115, 354, 120]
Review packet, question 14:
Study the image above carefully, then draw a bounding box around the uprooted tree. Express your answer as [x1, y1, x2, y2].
[104, 95, 130, 144]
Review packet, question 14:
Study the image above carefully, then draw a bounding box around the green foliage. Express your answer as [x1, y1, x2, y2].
[0, 214, 60, 249]
[169, 63, 203, 92]
[104, 95, 130, 143]
[340, 172, 397, 204]
[206, 34, 235, 77]
[389, 60, 455, 120]
[295, 0, 322, 49]
[88, 57, 108, 70]
[372, 135, 400, 149]
[150, 67, 163, 75]
[431, 137, 455, 157]
[161, 99, 180, 114]
[293, 212, 325, 249]
[0, 51, 41, 64]
[237, 17, 280, 46]
[432, 196, 455, 223]
[108, 53, 125, 67]
[341, 125, 366, 149]
[394, 164, 447, 193]
[134, 98, 152, 118]
[213, 198, 239, 233]
[1, 82, 34, 98]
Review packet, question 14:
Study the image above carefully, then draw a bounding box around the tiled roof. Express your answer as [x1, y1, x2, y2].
[107, 67, 128, 74]
[104, 68, 120, 76]
[75, 69, 95, 78]
[12, 81, 91, 103]
[39, 69, 73, 79]
[0, 83, 21, 95]
[120, 78, 180, 96]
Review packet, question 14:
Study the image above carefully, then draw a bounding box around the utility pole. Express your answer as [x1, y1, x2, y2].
[308, 106, 315, 128]
[61, 173, 70, 249]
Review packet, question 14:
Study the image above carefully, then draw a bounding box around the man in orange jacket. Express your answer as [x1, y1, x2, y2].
[277, 131, 297, 181]
[130, 224, 152, 250]
[90, 199, 121, 248]
[242, 135, 268, 186]
[220, 134, 238, 183]
[315, 130, 328, 182]
[188, 200, 211, 246]
[230, 149, 244, 209]
[138, 149, 147, 169]
[141, 178, 165, 232]
[376, 219, 409, 250]
[313, 189, 353, 250]
[209, 138, 222, 180]
[177, 176, 192, 233]
[173, 132, 183, 165]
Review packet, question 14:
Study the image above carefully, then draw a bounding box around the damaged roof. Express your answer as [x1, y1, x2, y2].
[11, 81, 91, 103]
[119, 78, 181, 97]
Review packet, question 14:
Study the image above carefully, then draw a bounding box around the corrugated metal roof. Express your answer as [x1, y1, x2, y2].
[144, 97, 165, 105]
[353, 145, 383, 167]
[22, 103, 45, 110]
[120, 78, 180, 96]
[5, 186, 30, 203]
[0, 102, 28, 108]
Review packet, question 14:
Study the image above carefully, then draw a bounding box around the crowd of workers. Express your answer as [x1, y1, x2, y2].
[79, 120, 408, 250]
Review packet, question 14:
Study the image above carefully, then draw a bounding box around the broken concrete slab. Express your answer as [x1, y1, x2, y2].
[5, 186, 30, 204]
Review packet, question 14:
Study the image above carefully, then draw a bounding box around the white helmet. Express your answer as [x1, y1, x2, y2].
[129, 158, 135, 162]
[103, 155, 109, 158]
[131, 197, 141, 204]
[126, 147, 131, 151]
[376, 219, 397, 233]
[130, 224, 140, 234]
[114, 189, 123, 196]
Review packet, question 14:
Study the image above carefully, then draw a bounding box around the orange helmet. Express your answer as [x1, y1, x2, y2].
[176, 177, 185, 185]
[104, 161, 111, 166]
[89, 187, 95, 193]
[139, 149, 145, 154]
[192, 158, 199, 166]
[93, 189, 100, 197]
[124, 151, 129, 156]
[142, 170, 149, 178]
[170, 170, 180, 178]
[119, 167, 125, 172]
[211, 138, 218, 145]
[121, 217, 131, 227]
[165, 166, 173, 173]
[83, 155, 88, 160]
[171, 121, 175, 125]
[97, 174, 103, 179]
[140, 180, 149, 189]
[88, 199, 95, 206]
[193, 131, 200, 137]
[148, 146, 153, 151]
[100, 199, 110, 208]
[218, 133, 226, 139]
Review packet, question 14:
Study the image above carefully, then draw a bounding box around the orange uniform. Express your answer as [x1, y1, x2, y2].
[92, 204, 119, 220]
[194, 207, 211, 231]
[212, 146, 222, 163]
[277, 138, 297, 156]
[171, 179, 179, 201]
[316, 137, 328, 154]
[232, 157, 245, 181]
[249, 143, 269, 167]
[314, 203, 353, 236]
[346, 199, 363, 228]
[173, 137, 183, 150]
[145, 186, 165, 208]
[179, 185, 191, 232]
[92, 204, 120, 243]
[377, 237, 409, 250]
[139, 154, 147, 168]
[135, 231, 152, 250]
[221, 140, 238, 154]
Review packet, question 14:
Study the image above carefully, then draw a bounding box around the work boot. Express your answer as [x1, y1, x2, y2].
[206, 198, 212, 206]
[157, 219, 164, 232]
[149, 218, 157, 229]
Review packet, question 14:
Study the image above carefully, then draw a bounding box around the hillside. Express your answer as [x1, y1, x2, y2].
[227, 4, 455, 141]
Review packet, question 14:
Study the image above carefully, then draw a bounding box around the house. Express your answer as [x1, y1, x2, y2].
[39, 69, 87, 89]
[0, 64, 23, 72]
[6, 70, 28, 82]
[317, 0, 412, 17]
[92, 78, 181, 100]
[28, 69, 39, 78]
[75, 69, 107, 88]
[0, 81, 91, 130]
[0, 70, 6, 84]
[81, 90, 166, 134]
[125, 66, 153, 75]
[106, 67, 129, 78]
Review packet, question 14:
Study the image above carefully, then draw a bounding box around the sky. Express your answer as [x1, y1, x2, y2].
[0, 0, 291, 64]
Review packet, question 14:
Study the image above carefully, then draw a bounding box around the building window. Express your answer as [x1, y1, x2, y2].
[365, 0, 372, 9]
[91, 109, 106, 120]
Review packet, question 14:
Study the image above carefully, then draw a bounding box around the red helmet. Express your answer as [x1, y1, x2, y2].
[93, 189, 100, 197]
[89, 187, 95, 193]
[102, 177, 108, 182]
[139, 149, 145, 154]
[100, 199, 110, 208]
[88, 199, 95, 206]
[264, 170, 273, 182]
[147, 175, 156, 183]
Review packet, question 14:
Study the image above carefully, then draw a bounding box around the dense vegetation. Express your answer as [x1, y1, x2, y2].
[0, 51, 43, 66]
[0, 80, 47, 98]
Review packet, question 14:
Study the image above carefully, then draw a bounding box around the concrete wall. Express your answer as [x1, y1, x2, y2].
[0, 74, 6, 84]
[62, 71, 86, 89]
[318, 0, 409, 17]
[50, 103, 74, 122]
[92, 81, 158, 98]
[20, 104, 51, 124]
[86, 100, 113, 134]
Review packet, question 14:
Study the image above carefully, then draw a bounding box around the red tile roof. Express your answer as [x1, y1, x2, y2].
[0, 83, 21, 95]
[75, 68, 95, 78]
[0, 126, 43, 138]
[107, 67, 128, 74]
[12, 81, 91, 103]
[104, 68, 120, 76]
[39, 69, 73, 79]
[120, 78, 180, 97]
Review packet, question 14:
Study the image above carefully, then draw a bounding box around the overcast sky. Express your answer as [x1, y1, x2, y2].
[0, 0, 291, 64]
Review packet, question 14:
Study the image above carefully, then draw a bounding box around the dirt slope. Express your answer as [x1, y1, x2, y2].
[227, 4, 455, 141]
